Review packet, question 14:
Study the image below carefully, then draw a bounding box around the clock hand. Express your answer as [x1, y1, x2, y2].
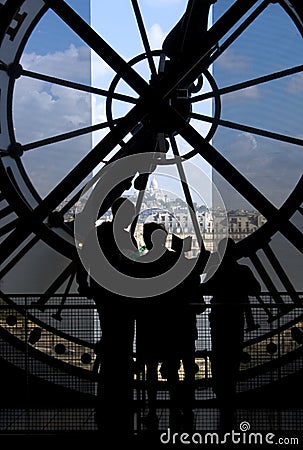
[236, 175, 303, 256]
[44, 0, 148, 96]
[131, 0, 157, 78]
[178, 121, 303, 254]
[161, 0, 261, 96]
[0, 118, 158, 267]
[163, 0, 216, 66]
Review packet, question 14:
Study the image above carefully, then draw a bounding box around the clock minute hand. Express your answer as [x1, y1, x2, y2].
[162, 0, 216, 67]
[44, 0, 148, 97]
[161, 0, 260, 96]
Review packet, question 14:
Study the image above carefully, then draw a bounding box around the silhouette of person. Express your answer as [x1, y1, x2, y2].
[135, 222, 176, 430]
[76, 197, 138, 439]
[135, 222, 205, 430]
[203, 237, 261, 431]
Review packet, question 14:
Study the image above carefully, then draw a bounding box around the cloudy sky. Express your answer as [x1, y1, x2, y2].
[11, 0, 303, 214]
[212, 0, 303, 211]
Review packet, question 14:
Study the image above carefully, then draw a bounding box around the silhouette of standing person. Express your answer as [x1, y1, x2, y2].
[76, 197, 138, 440]
[135, 222, 180, 430]
[135, 222, 172, 430]
[204, 238, 261, 431]
[136, 222, 205, 431]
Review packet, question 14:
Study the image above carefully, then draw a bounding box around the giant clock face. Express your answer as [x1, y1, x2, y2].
[0, 0, 302, 403]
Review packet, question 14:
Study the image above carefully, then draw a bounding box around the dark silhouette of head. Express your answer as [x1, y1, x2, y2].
[143, 222, 168, 251]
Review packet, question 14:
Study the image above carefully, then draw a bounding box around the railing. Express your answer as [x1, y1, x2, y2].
[0, 293, 302, 383]
[0, 293, 302, 434]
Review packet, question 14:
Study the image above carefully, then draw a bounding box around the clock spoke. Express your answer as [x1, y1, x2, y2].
[180, 122, 278, 217]
[32, 261, 75, 310]
[263, 244, 302, 305]
[96, 127, 160, 217]
[51, 270, 76, 322]
[0, 204, 13, 221]
[29, 100, 148, 219]
[161, 0, 261, 96]
[0, 217, 19, 239]
[0, 62, 7, 72]
[191, 64, 303, 104]
[251, 295, 275, 323]
[0, 210, 75, 271]
[22, 120, 120, 152]
[179, 121, 303, 253]
[249, 253, 294, 320]
[22, 68, 138, 105]
[170, 134, 204, 250]
[58, 189, 82, 216]
[190, 112, 303, 148]
[3, 124, 156, 264]
[0, 232, 39, 278]
[218, 118, 303, 148]
[44, 0, 148, 96]
[244, 304, 263, 332]
[203, 0, 270, 70]
[131, 0, 157, 78]
[0, 199, 19, 238]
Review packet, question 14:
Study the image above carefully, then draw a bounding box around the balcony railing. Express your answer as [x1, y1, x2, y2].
[0, 293, 302, 435]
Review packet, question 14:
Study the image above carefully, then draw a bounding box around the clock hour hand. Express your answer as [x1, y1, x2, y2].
[162, 0, 216, 67]
[44, 0, 148, 96]
[161, 0, 260, 100]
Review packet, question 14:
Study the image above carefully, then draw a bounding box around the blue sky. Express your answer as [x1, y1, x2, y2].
[23, 0, 90, 55]
[12, 0, 303, 213]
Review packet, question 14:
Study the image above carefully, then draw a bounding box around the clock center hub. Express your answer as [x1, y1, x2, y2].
[144, 78, 192, 136]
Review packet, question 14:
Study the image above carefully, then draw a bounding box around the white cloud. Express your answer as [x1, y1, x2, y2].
[215, 130, 303, 209]
[13, 45, 102, 196]
[222, 86, 260, 104]
[217, 49, 251, 72]
[14, 44, 113, 144]
[92, 96, 107, 147]
[238, 132, 257, 151]
[14, 76, 92, 142]
[21, 44, 93, 81]
[285, 73, 303, 93]
[148, 23, 166, 50]
[230, 132, 258, 160]
[91, 50, 112, 84]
